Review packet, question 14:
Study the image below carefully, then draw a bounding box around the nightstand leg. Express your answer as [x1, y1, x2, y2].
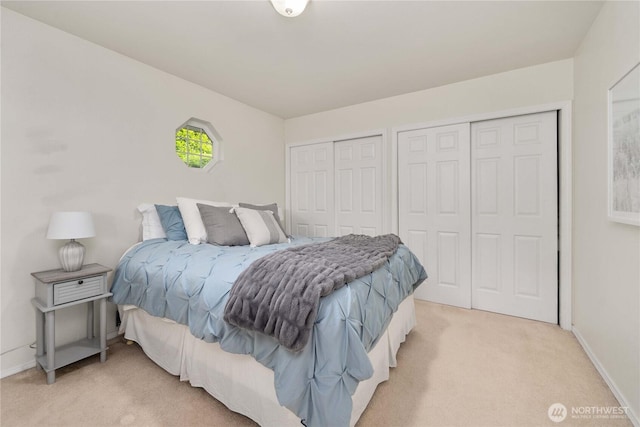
[45, 310, 55, 384]
[99, 297, 106, 363]
[87, 300, 94, 339]
[35, 310, 44, 370]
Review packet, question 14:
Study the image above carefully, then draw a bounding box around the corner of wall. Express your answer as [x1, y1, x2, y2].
[1, 345, 36, 379]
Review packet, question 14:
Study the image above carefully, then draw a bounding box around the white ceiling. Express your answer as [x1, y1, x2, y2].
[2, 0, 603, 119]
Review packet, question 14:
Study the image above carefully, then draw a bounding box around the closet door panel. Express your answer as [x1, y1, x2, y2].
[335, 135, 383, 237]
[398, 123, 471, 307]
[289, 143, 335, 237]
[471, 111, 558, 323]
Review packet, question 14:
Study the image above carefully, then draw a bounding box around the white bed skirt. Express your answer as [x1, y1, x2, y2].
[120, 294, 416, 427]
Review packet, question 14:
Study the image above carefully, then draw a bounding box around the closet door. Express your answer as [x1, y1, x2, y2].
[334, 135, 384, 236]
[398, 123, 471, 306]
[289, 142, 335, 237]
[471, 112, 558, 323]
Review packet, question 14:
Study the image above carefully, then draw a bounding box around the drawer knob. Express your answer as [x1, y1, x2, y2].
[78, 280, 84, 285]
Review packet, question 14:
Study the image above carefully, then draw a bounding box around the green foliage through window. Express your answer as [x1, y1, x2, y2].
[175, 125, 214, 168]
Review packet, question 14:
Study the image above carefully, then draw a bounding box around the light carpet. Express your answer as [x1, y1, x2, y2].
[1, 300, 631, 426]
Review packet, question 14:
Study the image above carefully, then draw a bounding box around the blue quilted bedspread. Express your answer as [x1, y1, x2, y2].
[110, 236, 426, 427]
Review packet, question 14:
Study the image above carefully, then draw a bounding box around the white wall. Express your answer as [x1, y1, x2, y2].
[0, 9, 285, 376]
[284, 59, 573, 143]
[572, 1, 640, 422]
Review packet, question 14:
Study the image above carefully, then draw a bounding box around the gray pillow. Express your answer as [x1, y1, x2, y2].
[197, 203, 250, 246]
[238, 202, 287, 236]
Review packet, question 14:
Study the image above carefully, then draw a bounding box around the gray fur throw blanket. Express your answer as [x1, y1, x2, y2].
[223, 234, 402, 352]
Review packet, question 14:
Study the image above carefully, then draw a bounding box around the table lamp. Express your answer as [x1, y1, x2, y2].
[46, 211, 96, 272]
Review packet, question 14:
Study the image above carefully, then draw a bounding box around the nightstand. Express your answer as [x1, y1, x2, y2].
[31, 263, 112, 384]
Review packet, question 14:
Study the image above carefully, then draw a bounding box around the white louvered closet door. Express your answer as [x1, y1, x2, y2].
[398, 123, 472, 306]
[471, 112, 558, 323]
[334, 135, 384, 237]
[289, 142, 335, 237]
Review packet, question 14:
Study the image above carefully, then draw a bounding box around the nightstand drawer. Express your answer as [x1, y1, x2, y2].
[53, 276, 104, 305]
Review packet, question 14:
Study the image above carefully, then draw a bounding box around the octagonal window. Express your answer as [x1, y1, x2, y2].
[175, 118, 222, 171]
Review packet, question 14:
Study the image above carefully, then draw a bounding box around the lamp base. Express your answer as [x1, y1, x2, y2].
[59, 239, 85, 272]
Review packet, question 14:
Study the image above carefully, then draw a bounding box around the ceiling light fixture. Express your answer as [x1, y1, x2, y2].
[270, 0, 309, 17]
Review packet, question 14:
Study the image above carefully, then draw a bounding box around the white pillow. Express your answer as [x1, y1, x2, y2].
[176, 197, 233, 245]
[137, 204, 166, 240]
[234, 207, 288, 247]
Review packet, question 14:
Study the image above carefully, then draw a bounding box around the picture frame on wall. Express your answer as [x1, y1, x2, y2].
[608, 62, 640, 226]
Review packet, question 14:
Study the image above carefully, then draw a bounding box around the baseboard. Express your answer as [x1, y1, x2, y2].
[573, 326, 639, 427]
[1, 328, 121, 379]
[1, 344, 36, 379]
[1, 360, 37, 379]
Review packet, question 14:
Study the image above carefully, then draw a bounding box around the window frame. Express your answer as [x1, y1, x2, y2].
[175, 118, 223, 172]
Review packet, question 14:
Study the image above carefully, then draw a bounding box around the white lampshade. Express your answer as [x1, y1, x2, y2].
[270, 0, 309, 17]
[47, 211, 95, 271]
[46, 211, 96, 240]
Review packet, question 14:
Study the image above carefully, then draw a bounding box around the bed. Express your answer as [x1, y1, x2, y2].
[111, 230, 426, 427]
